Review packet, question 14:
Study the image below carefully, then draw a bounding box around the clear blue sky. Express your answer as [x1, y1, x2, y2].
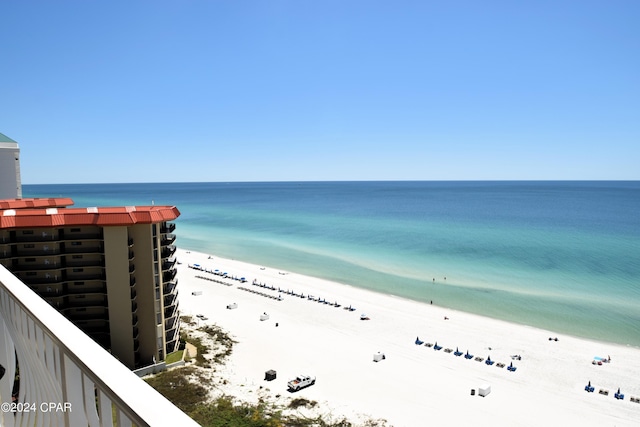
[2, 1, 638, 183]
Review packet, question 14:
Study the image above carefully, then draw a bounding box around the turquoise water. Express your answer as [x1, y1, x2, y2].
[24, 181, 640, 346]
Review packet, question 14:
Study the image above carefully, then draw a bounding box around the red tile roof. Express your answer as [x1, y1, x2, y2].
[0, 198, 75, 210]
[0, 199, 180, 229]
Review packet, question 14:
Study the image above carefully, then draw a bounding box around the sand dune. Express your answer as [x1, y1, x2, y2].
[176, 248, 640, 426]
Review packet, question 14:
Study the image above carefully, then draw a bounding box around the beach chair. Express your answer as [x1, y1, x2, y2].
[615, 388, 624, 400]
[433, 342, 442, 351]
[485, 357, 494, 366]
[464, 351, 473, 359]
[415, 337, 424, 345]
[454, 347, 463, 357]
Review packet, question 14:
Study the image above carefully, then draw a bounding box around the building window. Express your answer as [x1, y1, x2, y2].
[72, 268, 84, 273]
[25, 258, 36, 262]
[23, 244, 35, 249]
[71, 242, 82, 246]
[70, 228, 81, 232]
[22, 230, 34, 235]
[74, 282, 84, 286]
[72, 255, 82, 259]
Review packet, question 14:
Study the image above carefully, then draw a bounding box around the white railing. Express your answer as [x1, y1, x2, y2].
[0, 265, 200, 427]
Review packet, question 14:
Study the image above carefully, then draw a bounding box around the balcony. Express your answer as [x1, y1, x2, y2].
[162, 269, 177, 283]
[164, 279, 178, 295]
[0, 265, 198, 426]
[66, 282, 107, 295]
[64, 271, 106, 282]
[14, 230, 60, 243]
[161, 234, 176, 246]
[164, 291, 178, 308]
[161, 222, 176, 234]
[0, 248, 13, 260]
[54, 296, 109, 310]
[162, 257, 177, 271]
[15, 247, 63, 257]
[165, 315, 179, 332]
[61, 232, 104, 241]
[65, 310, 109, 323]
[164, 303, 177, 320]
[14, 271, 65, 285]
[62, 244, 104, 255]
[165, 325, 180, 346]
[64, 257, 106, 268]
[162, 244, 177, 258]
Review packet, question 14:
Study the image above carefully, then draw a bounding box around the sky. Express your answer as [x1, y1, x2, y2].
[1, 0, 639, 184]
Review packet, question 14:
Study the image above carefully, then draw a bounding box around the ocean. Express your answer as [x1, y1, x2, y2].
[23, 181, 640, 347]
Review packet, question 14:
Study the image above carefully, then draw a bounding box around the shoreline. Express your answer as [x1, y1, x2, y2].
[179, 239, 639, 349]
[174, 247, 640, 426]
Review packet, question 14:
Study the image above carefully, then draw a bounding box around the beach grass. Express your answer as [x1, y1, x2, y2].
[147, 315, 391, 426]
[165, 350, 184, 365]
[144, 366, 208, 415]
[145, 363, 383, 426]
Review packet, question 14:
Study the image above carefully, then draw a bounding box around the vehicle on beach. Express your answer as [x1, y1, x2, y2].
[287, 375, 315, 392]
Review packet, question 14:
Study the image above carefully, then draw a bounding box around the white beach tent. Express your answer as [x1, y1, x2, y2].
[479, 384, 491, 397]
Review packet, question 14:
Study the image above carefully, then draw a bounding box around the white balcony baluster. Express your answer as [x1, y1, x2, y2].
[0, 265, 199, 427]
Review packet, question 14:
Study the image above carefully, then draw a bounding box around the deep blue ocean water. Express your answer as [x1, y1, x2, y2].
[24, 181, 640, 347]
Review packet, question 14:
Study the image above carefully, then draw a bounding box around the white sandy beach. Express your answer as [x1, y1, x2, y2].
[174, 248, 640, 426]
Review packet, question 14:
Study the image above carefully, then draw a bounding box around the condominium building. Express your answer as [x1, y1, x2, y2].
[0, 132, 22, 199]
[0, 197, 181, 370]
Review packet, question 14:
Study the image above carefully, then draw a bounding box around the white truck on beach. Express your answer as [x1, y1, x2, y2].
[287, 375, 315, 392]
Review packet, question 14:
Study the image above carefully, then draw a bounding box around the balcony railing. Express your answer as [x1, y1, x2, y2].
[162, 269, 177, 283]
[162, 257, 177, 271]
[162, 244, 177, 258]
[0, 265, 199, 427]
[164, 279, 177, 295]
[160, 234, 176, 246]
[161, 223, 176, 234]
[61, 233, 104, 241]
